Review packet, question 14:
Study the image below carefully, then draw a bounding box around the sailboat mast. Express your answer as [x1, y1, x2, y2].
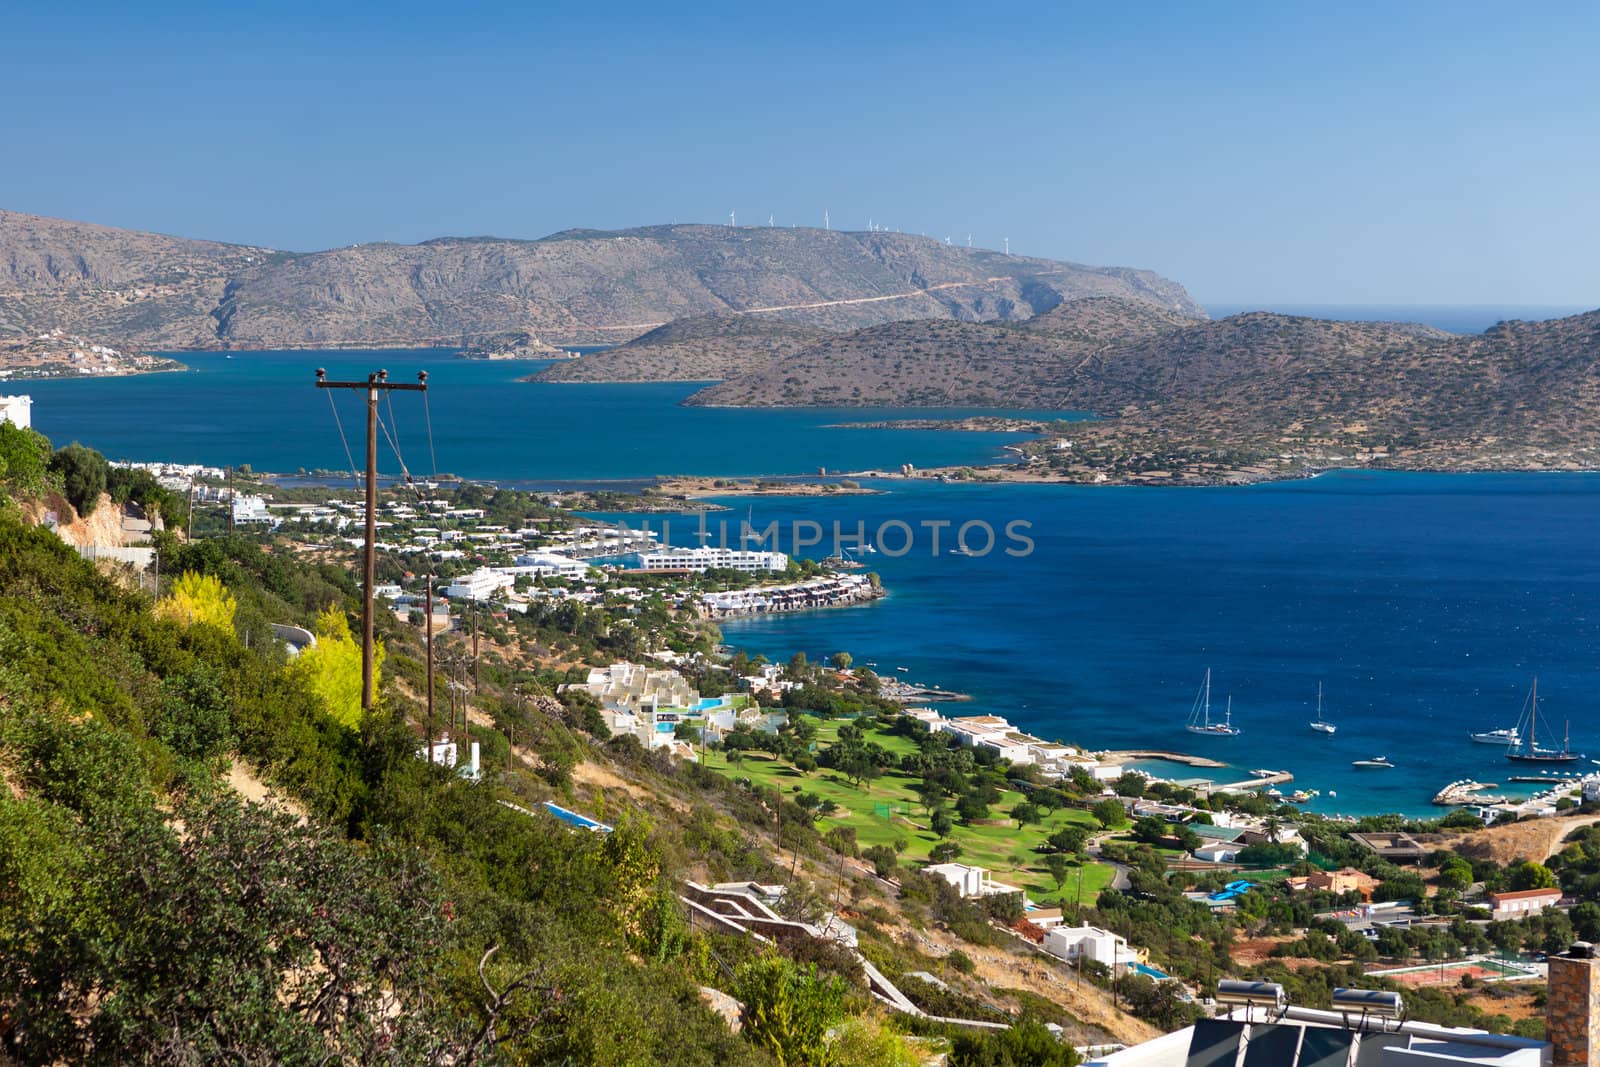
[1531, 677, 1539, 753]
[1204, 669, 1212, 727]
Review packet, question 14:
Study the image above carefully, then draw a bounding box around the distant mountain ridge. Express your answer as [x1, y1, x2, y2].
[0, 210, 1204, 350]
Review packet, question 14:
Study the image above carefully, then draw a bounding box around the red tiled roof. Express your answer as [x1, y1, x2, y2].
[1488, 888, 1563, 902]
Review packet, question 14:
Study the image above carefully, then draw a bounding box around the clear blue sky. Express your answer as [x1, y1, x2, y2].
[4, 2, 1597, 306]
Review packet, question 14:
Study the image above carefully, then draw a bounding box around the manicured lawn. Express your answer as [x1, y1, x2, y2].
[702, 718, 1115, 904]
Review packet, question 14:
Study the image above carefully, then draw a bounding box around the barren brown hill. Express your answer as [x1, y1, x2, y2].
[0, 209, 1203, 350]
[689, 303, 1600, 480]
[531, 314, 833, 382]
[1014, 294, 1195, 344]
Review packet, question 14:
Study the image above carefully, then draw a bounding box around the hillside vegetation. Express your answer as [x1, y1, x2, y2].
[0, 447, 1137, 1064]
[532, 314, 834, 382]
[687, 300, 1600, 481]
[0, 209, 1202, 351]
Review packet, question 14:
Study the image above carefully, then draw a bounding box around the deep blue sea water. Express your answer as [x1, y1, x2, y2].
[18, 310, 1599, 816]
[24, 349, 1062, 482]
[689, 474, 1600, 817]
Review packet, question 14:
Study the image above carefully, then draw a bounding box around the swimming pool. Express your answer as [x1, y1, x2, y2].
[542, 801, 613, 833]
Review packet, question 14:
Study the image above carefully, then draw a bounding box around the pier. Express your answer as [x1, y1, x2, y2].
[1433, 780, 1509, 806]
[1201, 770, 1294, 795]
[1100, 749, 1227, 769]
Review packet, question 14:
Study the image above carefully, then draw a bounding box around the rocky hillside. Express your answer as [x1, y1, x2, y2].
[688, 303, 1600, 476]
[532, 314, 833, 382]
[0, 209, 1204, 350]
[1014, 294, 1196, 343]
[686, 303, 1470, 411]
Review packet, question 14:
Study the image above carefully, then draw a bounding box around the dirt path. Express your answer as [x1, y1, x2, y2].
[575, 276, 1027, 333]
[226, 762, 309, 823]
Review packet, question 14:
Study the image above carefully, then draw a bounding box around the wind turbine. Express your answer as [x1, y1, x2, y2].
[824, 209, 830, 231]
[768, 213, 775, 226]
[967, 234, 972, 247]
[1004, 237, 1010, 255]
[729, 210, 736, 227]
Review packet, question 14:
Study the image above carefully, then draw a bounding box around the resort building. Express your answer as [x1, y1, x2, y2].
[1488, 887, 1564, 921]
[231, 494, 276, 525]
[0, 394, 32, 429]
[571, 662, 700, 716]
[1286, 867, 1380, 901]
[638, 546, 788, 573]
[443, 568, 516, 601]
[1193, 841, 1244, 864]
[921, 862, 1024, 900]
[698, 574, 875, 618]
[1042, 925, 1146, 969]
[1348, 831, 1429, 863]
[929, 713, 1086, 775]
[512, 551, 591, 579]
[922, 862, 995, 898]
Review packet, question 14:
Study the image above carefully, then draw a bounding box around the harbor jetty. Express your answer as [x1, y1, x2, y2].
[1433, 780, 1509, 806]
[1098, 750, 1227, 770]
[879, 679, 971, 703]
[1200, 769, 1294, 796]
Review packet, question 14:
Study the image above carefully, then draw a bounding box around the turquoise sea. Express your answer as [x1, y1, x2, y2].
[19, 305, 1599, 816]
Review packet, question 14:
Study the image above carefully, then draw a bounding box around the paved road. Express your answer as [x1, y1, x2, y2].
[1087, 831, 1132, 891]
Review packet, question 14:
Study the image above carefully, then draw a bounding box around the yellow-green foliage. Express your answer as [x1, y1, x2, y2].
[829, 1017, 920, 1067]
[288, 606, 382, 729]
[153, 572, 237, 635]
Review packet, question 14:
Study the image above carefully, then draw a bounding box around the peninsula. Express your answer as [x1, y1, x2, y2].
[674, 299, 1600, 484]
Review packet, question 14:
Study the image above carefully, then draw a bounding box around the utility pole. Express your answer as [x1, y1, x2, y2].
[315, 368, 428, 716]
[425, 573, 436, 757]
[471, 603, 480, 692]
[227, 466, 235, 532]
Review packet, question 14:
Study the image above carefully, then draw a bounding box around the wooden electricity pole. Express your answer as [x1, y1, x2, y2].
[315, 368, 428, 715]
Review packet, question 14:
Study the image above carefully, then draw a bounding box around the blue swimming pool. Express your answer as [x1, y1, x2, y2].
[542, 801, 613, 833]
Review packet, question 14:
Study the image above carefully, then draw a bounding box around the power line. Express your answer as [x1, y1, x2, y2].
[314, 368, 428, 717]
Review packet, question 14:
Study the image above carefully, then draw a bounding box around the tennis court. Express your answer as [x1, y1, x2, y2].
[1365, 956, 1541, 986]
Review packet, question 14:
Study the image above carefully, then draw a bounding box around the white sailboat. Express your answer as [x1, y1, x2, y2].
[1310, 682, 1337, 735]
[1185, 669, 1241, 737]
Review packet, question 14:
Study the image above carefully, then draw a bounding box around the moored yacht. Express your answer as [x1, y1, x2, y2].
[1310, 682, 1336, 735]
[1506, 678, 1584, 764]
[1185, 669, 1241, 736]
[1352, 755, 1394, 768]
[1470, 727, 1521, 746]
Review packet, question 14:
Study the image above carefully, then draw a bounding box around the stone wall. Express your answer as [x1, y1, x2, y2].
[1547, 950, 1600, 1067]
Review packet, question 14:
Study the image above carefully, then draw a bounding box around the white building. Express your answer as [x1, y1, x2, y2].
[512, 551, 591, 579]
[231, 495, 276, 525]
[1193, 841, 1243, 864]
[923, 862, 997, 899]
[1043, 925, 1144, 969]
[443, 567, 515, 601]
[416, 736, 481, 782]
[0, 395, 31, 429]
[639, 545, 788, 573]
[573, 662, 700, 716]
[1488, 888, 1563, 921]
